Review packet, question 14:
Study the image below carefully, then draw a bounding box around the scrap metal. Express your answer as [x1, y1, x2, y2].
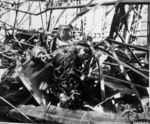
[0, 0, 149, 123]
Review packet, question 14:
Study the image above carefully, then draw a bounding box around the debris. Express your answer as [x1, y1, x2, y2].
[0, 0, 149, 123]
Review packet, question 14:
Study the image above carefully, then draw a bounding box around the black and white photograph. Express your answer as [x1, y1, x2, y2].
[0, 0, 149, 123]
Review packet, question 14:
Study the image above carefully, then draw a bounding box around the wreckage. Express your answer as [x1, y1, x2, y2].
[0, 0, 149, 123]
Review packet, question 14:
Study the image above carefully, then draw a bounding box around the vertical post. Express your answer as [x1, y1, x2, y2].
[12, 3, 19, 34]
[147, 4, 150, 108]
[29, 2, 32, 29]
[39, 1, 44, 30]
[47, 0, 53, 31]
[123, 5, 134, 45]
[148, 5, 150, 50]
[79, 0, 84, 38]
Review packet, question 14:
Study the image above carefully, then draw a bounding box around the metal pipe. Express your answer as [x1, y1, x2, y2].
[106, 39, 149, 52]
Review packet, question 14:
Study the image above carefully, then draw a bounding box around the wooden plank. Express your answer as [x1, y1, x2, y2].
[8, 105, 150, 124]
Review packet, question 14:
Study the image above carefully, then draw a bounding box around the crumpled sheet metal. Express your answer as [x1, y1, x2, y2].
[18, 62, 53, 105]
[8, 105, 149, 124]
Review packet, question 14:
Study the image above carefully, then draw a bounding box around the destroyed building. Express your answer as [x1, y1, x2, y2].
[0, 0, 149, 123]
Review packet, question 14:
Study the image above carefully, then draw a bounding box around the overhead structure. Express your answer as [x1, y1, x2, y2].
[0, 0, 149, 123]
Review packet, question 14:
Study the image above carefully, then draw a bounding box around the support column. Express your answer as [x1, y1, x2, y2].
[148, 4, 150, 109]
[148, 5, 150, 47]
[29, 2, 32, 29]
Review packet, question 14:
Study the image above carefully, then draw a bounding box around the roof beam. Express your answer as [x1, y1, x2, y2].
[104, 0, 150, 5]
[3, 0, 150, 16]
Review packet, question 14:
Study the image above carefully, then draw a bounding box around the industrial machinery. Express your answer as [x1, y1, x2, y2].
[0, 0, 149, 123]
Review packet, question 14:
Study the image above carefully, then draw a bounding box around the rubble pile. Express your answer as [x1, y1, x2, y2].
[0, 0, 149, 123]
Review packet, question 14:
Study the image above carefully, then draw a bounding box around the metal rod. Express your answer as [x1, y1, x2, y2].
[108, 43, 144, 111]
[12, 4, 19, 35]
[106, 39, 149, 52]
[12, 39, 34, 47]
[94, 46, 149, 79]
[0, 96, 35, 123]
[49, 0, 72, 33]
[116, 31, 143, 66]
[29, 2, 32, 29]
[84, 0, 122, 38]
[90, 73, 148, 90]
[39, 1, 45, 30]
[148, 4, 150, 110]
[95, 93, 121, 107]
[17, 2, 34, 29]
[69, 0, 94, 25]
[1, 68, 15, 83]
[17, 6, 39, 29]
[3, 0, 150, 16]
[103, 62, 149, 73]
[103, 75, 148, 90]
[0, 2, 24, 17]
[1, 3, 97, 16]
[0, 20, 41, 34]
[96, 57, 105, 100]
[47, 0, 53, 31]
